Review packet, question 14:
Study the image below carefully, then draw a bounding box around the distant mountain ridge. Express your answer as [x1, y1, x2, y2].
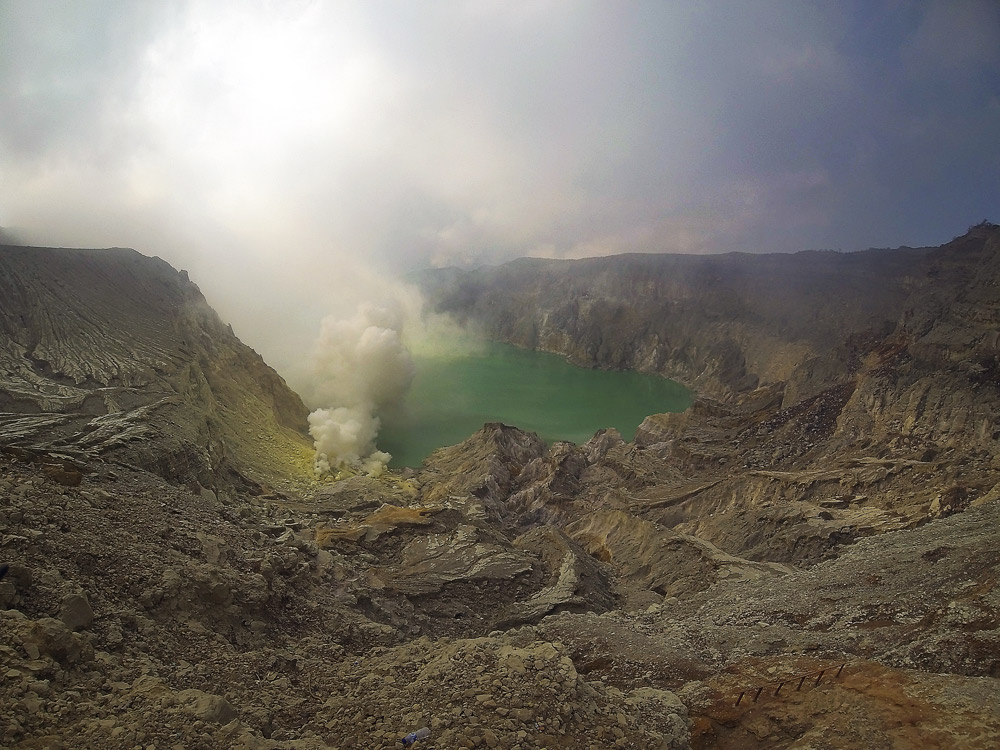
[419, 232, 993, 400]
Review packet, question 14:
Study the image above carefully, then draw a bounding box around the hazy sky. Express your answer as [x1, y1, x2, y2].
[2, 0, 999, 367]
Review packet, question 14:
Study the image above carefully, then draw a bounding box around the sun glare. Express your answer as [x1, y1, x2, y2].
[139, 3, 389, 163]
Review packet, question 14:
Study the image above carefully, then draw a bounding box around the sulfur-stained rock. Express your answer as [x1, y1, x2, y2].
[566, 510, 789, 599]
[501, 526, 615, 626]
[314, 475, 416, 513]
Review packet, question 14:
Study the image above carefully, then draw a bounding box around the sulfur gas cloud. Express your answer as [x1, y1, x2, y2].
[293, 284, 472, 477]
[296, 299, 411, 476]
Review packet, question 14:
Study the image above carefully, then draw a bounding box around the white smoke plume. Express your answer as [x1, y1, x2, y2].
[303, 302, 415, 477]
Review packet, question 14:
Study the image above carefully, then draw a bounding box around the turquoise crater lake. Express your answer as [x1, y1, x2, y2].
[378, 340, 692, 468]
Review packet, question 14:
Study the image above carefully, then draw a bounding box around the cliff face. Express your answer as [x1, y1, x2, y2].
[424, 224, 999, 412]
[422, 244, 933, 398]
[844, 224, 1000, 454]
[0, 245, 313, 490]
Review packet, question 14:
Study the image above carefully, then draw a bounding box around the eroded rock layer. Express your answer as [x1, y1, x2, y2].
[0, 245, 313, 490]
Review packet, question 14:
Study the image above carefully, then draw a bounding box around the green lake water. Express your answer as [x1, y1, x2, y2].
[378, 340, 692, 468]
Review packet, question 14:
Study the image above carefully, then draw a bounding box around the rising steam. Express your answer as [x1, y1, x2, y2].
[304, 302, 415, 477]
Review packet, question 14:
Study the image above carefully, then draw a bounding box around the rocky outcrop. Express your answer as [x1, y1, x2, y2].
[0, 245, 313, 489]
[565, 510, 791, 600]
[417, 422, 548, 523]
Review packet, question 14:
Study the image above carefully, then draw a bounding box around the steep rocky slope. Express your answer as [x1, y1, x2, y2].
[0, 248, 689, 748]
[0, 245, 313, 490]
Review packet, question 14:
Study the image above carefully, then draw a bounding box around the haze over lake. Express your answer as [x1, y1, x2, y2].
[379, 340, 692, 468]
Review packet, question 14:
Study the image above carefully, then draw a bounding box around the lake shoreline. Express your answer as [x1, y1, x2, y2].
[378, 339, 692, 468]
